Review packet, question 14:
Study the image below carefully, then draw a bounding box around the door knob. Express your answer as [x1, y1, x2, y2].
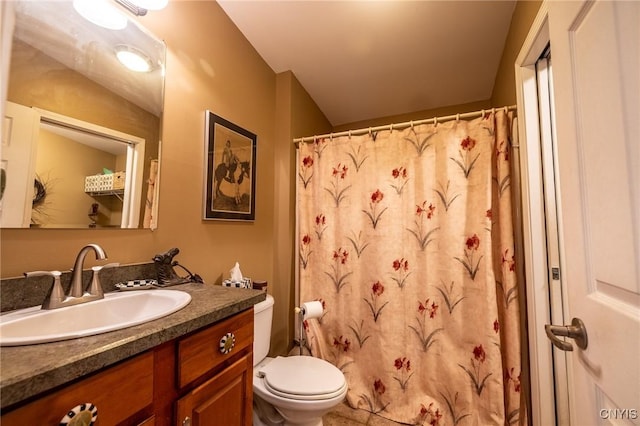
[545, 317, 588, 351]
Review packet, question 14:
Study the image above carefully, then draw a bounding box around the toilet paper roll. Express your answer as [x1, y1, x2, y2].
[301, 301, 324, 320]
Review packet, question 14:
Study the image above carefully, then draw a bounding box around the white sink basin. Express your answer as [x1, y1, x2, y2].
[0, 289, 191, 346]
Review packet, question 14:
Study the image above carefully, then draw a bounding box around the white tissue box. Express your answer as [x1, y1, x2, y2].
[223, 278, 252, 289]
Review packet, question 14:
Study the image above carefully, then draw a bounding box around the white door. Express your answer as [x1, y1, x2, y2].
[1, 101, 40, 227]
[547, 1, 640, 424]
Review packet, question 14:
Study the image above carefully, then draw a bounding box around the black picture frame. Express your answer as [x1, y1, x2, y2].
[203, 111, 256, 221]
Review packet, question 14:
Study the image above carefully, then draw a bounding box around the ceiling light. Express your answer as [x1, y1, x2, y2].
[115, 45, 153, 72]
[128, 0, 168, 10]
[73, 0, 128, 30]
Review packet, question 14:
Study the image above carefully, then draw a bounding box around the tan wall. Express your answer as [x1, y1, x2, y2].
[1, 0, 541, 357]
[34, 129, 118, 227]
[273, 71, 332, 354]
[333, 100, 493, 133]
[491, 0, 543, 106]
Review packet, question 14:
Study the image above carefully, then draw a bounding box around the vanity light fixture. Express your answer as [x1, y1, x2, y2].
[75, 0, 167, 23]
[127, 0, 169, 11]
[113, 0, 168, 16]
[115, 45, 153, 72]
[73, 0, 128, 30]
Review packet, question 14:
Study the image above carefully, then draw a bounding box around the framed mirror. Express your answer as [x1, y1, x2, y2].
[1, 0, 165, 229]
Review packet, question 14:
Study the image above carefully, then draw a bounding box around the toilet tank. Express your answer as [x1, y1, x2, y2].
[253, 294, 274, 367]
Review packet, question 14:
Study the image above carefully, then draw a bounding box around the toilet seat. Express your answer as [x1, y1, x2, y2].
[258, 356, 347, 401]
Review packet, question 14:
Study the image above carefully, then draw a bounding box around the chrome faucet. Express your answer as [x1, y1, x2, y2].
[25, 244, 117, 310]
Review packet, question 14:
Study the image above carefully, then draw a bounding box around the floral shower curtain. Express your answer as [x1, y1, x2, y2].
[296, 109, 525, 425]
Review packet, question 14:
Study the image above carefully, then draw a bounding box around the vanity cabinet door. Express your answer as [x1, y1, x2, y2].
[176, 354, 252, 426]
[1, 351, 154, 425]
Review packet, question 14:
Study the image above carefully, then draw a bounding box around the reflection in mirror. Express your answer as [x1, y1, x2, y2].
[35, 109, 145, 228]
[1, 0, 165, 229]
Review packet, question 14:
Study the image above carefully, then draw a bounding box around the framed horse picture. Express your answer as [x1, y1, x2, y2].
[203, 111, 256, 221]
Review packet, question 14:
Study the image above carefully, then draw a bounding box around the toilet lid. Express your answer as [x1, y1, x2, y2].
[259, 356, 346, 400]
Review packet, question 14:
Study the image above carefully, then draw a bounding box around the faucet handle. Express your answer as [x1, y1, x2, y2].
[25, 270, 63, 278]
[93, 262, 120, 271]
[88, 263, 120, 297]
[24, 270, 65, 310]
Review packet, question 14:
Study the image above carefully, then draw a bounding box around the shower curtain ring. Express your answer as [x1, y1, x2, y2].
[456, 113, 460, 122]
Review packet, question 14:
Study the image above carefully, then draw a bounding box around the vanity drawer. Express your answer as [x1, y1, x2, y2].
[177, 308, 253, 389]
[2, 351, 153, 425]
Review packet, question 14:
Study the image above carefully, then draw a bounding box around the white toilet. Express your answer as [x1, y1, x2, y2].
[253, 295, 347, 426]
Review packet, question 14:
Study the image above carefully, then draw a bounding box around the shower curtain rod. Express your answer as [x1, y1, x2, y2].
[293, 104, 517, 145]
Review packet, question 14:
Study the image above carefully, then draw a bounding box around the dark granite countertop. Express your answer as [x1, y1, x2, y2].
[0, 283, 266, 410]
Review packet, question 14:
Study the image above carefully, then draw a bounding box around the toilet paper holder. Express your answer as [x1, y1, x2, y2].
[293, 301, 324, 356]
[294, 305, 306, 356]
[294, 301, 324, 320]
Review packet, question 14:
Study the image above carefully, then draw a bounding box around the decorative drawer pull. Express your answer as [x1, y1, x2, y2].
[219, 332, 236, 354]
[59, 403, 98, 426]
[182, 416, 192, 426]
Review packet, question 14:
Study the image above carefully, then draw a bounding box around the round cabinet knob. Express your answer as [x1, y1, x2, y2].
[219, 332, 236, 354]
[182, 416, 192, 426]
[59, 403, 98, 426]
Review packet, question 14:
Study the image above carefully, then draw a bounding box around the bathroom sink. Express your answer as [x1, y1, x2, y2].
[0, 289, 191, 346]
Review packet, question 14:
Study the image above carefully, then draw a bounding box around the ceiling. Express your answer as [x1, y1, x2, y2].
[218, 1, 516, 127]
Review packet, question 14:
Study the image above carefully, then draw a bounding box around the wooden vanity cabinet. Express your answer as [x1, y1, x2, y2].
[173, 307, 254, 426]
[1, 308, 254, 426]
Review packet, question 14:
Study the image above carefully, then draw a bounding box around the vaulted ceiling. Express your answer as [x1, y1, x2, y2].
[219, 1, 516, 126]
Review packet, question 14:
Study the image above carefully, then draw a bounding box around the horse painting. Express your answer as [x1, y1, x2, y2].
[213, 158, 251, 205]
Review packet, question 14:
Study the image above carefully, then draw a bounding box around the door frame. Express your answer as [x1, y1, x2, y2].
[514, 2, 569, 425]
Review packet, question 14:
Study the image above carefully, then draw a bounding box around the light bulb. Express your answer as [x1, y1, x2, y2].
[115, 45, 153, 72]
